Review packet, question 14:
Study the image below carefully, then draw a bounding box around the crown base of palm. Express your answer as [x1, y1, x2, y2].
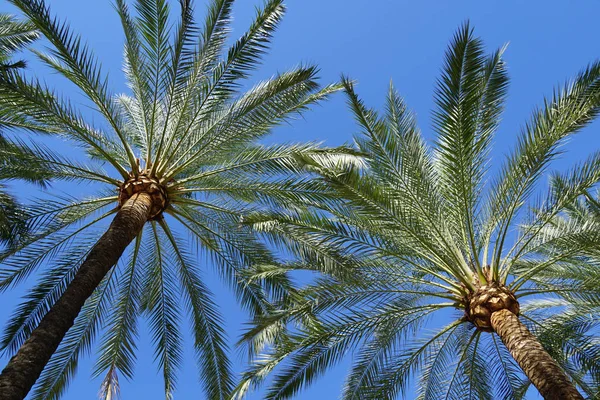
[463, 281, 520, 332]
[117, 167, 168, 220]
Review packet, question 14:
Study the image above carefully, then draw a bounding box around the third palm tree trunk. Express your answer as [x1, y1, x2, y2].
[490, 308, 583, 400]
[0, 192, 152, 400]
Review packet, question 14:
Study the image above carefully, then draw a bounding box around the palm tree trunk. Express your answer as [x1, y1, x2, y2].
[490, 308, 583, 400]
[0, 192, 152, 400]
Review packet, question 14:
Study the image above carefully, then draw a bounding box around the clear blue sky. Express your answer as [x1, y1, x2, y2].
[1, 0, 600, 399]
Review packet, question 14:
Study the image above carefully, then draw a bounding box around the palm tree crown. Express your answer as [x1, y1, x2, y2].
[236, 24, 600, 399]
[0, 0, 352, 398]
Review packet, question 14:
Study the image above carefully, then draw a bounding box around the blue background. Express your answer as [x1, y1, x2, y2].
[1, 0, 600, 398]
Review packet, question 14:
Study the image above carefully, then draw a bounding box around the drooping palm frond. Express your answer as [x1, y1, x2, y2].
[235, 24, 600, 399]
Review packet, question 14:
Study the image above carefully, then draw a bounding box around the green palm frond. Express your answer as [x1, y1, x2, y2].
[159, 220, 234, 399]
[10, 0, 138, 169]
[432, 24, 508, 268]
[0, 200, 116, 291]
[169, 204, 274, 316]
[0, 189, 28, 245]
[0, 68, 131, 175]
[141, 222, 184, 398]
[485, 60, 600, 276]
[501, 150, 600, 280]
[0, 14, 37, 54]
[93, 234, 144, 389]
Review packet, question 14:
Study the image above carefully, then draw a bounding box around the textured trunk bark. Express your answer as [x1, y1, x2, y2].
[0, 192, 152, 400]
[490, 308, 583, 400]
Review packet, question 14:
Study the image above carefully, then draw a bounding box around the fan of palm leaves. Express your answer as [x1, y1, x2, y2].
[0, 0, 359, 399]
[235, 24, 600, 399]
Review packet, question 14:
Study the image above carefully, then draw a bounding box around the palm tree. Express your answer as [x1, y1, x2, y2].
[235, 25, 600, 400]
[0, 0, 352, 399]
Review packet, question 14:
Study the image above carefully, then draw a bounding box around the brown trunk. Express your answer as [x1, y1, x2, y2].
[0, 192, 152, 400]
[490, 308, 583, 400]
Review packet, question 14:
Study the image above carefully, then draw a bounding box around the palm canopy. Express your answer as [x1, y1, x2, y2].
[235, 24, 600, 399]
[0, 0, 356, 398]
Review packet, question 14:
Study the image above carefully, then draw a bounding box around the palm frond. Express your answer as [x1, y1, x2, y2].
[134, 0, 171, 159]
[170, 205, 273, 317]
[0, 202, 116, 291]
[140, 223, 183, 398]
[93, 234, 144, 392]
[163, 68, 341, 179]
[9, 0, 138, 169]
[159, 220, 234, 399]
[485, 60, 600, 273]
[0, 14, 37, 54]
[0, 70, 130, 176]
[0, 13, 38, 70]
[432, 23, 508, 272]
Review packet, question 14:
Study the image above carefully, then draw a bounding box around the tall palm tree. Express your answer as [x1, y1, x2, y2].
[235, 25, 600, 400]
[0, 0, 353, 399]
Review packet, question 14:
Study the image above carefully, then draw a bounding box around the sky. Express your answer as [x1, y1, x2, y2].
[1, 0, 600, 399]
